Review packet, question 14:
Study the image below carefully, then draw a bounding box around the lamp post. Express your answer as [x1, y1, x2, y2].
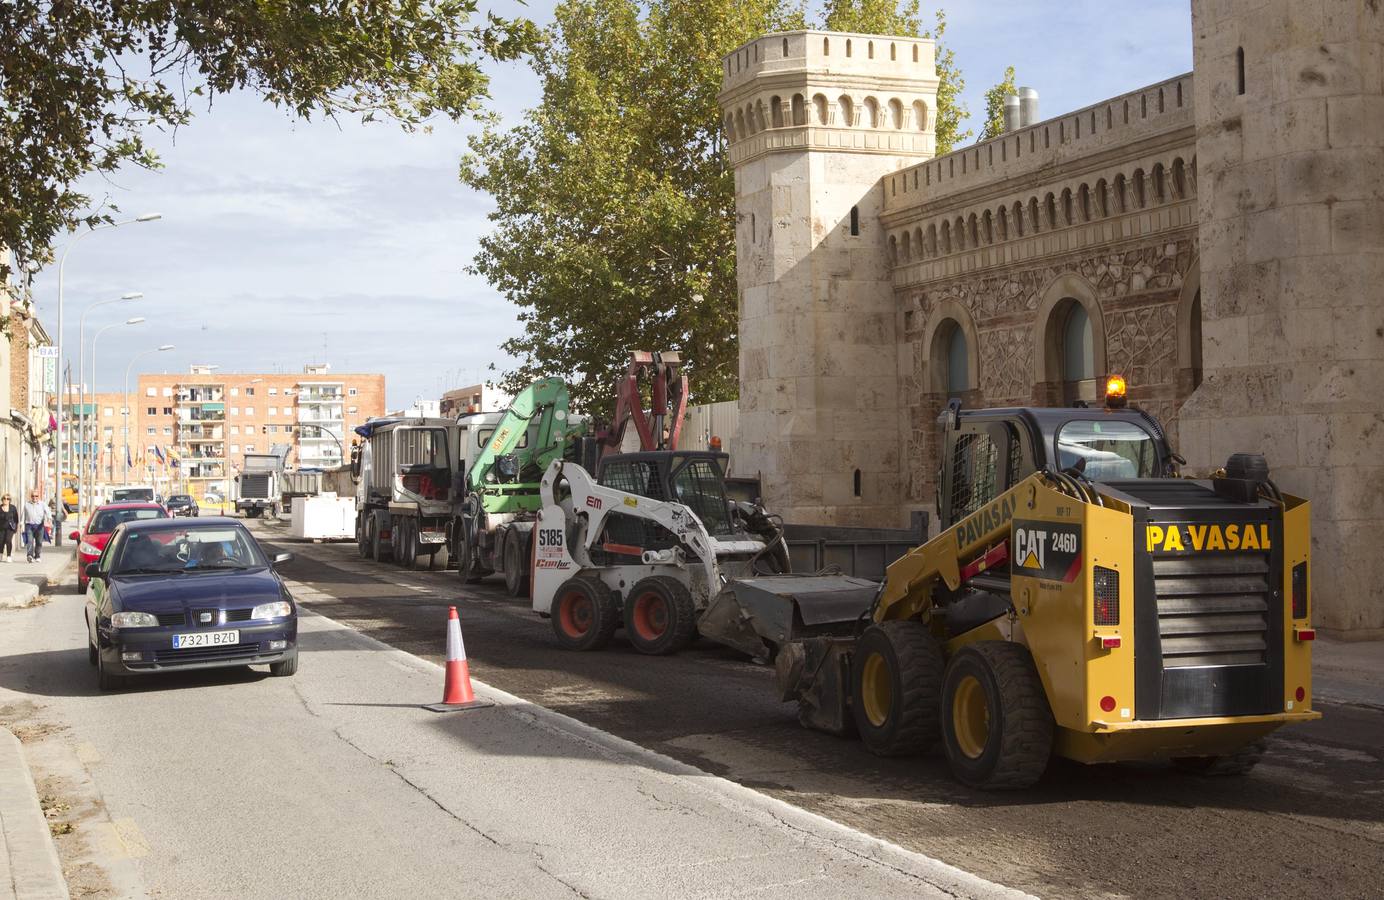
[123, 344, 174, 483]
[77, 292, 142, 510]
[53, 212, 160, 509]
[90, 317, 145, 496]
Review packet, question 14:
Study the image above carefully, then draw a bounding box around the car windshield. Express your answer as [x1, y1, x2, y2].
[110, 526, 267, 574]
[89, 507, 167, 534]
[1056, 419, 1159, 479]
[111, 488, 154, 502]
[169, 495, 191, 504]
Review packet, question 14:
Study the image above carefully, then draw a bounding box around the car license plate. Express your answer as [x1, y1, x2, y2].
[172, 630, 240, 649]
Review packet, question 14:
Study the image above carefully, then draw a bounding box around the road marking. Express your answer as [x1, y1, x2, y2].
[111, 818, 150, 858]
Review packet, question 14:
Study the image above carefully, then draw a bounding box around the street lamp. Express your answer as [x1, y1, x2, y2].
[123, 344, 174, 482]
[53, 213, 161, 508]
[297, 422, 344, 465]
[77, 291, 142, 509]
[90, 318, 144, 488]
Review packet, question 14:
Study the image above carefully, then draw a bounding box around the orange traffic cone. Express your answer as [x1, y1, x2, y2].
[424, 606, 494, 713]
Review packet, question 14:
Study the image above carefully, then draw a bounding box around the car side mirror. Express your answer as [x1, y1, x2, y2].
[84, 563, 101, 578]
[272, 552, 293, 566]
[69, 530, 80, 540]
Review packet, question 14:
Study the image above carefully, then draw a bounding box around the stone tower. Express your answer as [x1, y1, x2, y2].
[1181, 1, 1384, 634]
[718, 31, 938, 526]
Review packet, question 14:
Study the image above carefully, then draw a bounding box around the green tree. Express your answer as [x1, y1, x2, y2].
[980, 65, 1018, 141]
[0, 1, 536, 277]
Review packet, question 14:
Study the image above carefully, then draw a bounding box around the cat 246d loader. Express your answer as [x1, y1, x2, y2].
[729, 377, 1319, 789]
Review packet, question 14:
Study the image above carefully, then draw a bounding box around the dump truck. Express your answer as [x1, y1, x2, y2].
[235, 447, 289, 518]
[718, 383, 1317, 788]
[354, 417, 462, 567]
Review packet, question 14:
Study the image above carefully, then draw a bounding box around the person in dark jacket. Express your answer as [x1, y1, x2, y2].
[0, 494, 18, 563]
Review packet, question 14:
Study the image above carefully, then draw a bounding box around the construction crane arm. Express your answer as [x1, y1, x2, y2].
[466, 377, 571, 493]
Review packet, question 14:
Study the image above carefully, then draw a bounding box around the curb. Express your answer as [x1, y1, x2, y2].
[0, 728, 69, 900]
[290, 599, 1034, 900]
[0, 549, 74, 610]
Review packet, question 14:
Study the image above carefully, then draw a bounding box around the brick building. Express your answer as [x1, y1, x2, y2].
[70, 365, 385, 498]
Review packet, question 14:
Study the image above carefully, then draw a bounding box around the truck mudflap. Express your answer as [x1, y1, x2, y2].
[697, 575, 877, 659]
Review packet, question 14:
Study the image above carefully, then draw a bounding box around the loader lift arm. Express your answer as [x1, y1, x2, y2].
[599, 351, 688, 456]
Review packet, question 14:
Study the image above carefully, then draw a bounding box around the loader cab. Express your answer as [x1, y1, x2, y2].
[935, 404, 1176, 531]
[596, 450, 738, 537]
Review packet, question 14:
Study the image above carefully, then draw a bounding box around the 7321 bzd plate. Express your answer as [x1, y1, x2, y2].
[172, 630, 240, 649]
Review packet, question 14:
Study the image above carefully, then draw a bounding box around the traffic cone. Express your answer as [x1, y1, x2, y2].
[424, 606, 494, 713]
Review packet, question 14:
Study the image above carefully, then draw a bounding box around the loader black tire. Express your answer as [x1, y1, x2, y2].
[550, 578, 620, 651]
[941, 642, 1054, 790]
[502, 530, 531, 598]
[1173, 739, 1265, 776]
[624, 576, 698, 655]
[851, 621, 945, 756]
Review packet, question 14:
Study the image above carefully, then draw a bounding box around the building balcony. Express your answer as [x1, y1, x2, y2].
[297, 405, 343, 423]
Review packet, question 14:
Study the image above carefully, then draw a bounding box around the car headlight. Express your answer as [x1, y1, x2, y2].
[251, 601, 292, 620]
[111, 611, 158, 628]
[79, 542, 100, 556]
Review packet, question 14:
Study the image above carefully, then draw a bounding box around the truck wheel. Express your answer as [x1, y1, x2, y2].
[1173, 740, 1266, 776]
[371, 516, 391, 562]
[624, 576, 697, 655]
[357, 516, 370, 559]
[502, 531, 531, 597]
[456, 522, 484, 584]
[550, 578, 620, 651]
[940, 642, 1054, 790]
[397, 519, 416, 568]
[851, 620, 945, 756]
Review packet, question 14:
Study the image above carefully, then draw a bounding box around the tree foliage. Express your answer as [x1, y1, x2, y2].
[464, 1, 990, 414]
[0, 1, 536, 277]
[980, 65, 1018, 141]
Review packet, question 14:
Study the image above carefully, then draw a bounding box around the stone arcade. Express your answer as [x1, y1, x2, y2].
[719, 2, 1384, 635]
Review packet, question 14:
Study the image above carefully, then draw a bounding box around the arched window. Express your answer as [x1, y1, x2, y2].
[913, 100, 928, 131]
[890, 42, 897, 61]
[770, 96, 784, 128]
[837, 95, 854, 126]
[1094, 180, 1108, 218]
[1236, 47, 1246, 95]
[1013, 202, 1026, 237]
[927, 223, 938, 255]
[868, 40, 874, 59]
[791, 94, 806, 126]
[997, 206, 1009, 241]
[900, 230, 911, 261]
[1061, 188, 1074, 225]
[1113, 174, 1127, 213]
[824, 37, 830, 55]
[864, 97, 881, 128]
[967, 213, 979, 247]
[1132, 169, 1147, 208]
[850, 206, 860, 236]
[982, 210, 993, 244]
[945, 324, 970, 394]
[941, 220, 952, 253]
[913, 227, 924, 258]
[1151, 163, 1166, 203]
[954, 216, 967, 250]
[1078, 184, 1091, 221]
[888, 98, 903, 129]
[912, 45, 918, 63]
[1045, 193, 1058, 229]
[888, 235, 898, 265]
[1062, 302, 1096, 399]
[782, 37, 789, 58]
[846, 39, 852, 57]
[1027, 198, 1039, 234]
[1171, 158, 1187, 198]
[813, 94, 828, 125]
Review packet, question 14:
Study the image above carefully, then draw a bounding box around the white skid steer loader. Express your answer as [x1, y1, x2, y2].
[530, 454, 788, 655]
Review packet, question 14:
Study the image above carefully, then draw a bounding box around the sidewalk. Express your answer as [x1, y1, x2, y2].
[0, 729, 68, 899]
[1313, 636, 1384, 710]
[0, 547, 73, 610]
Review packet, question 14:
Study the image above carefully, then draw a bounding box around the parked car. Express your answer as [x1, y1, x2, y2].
[72, 502, 169, 594]
[203, 492, 224, 505]
[165, 494, 199, 517]
[84, 517, 298, 690]
[109, 485, 157, 503]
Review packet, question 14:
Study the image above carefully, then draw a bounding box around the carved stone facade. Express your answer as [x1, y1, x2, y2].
[723, 5, 1384, 634]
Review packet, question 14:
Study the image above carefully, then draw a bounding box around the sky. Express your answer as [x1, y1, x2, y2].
[30, 1, 1192, 410]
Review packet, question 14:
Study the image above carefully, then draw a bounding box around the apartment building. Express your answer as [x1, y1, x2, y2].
[75, 364, 385, 497]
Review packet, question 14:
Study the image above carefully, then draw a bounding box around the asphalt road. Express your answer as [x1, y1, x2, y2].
[257, 523, 1384, 900]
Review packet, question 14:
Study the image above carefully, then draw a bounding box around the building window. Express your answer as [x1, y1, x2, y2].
[146, 387, 155, 397]
[849, 206, 860, 236]
[230, 387, 238, 397]
[268, 425, 277, 434]
[103, 407, 113, 416]
[946, 325, 970, 393]
[268, 407, 277, 416]
[231, 445, 240, 454]
[246, 445, 255, 453]
[163, 426, 172, 435]
[246, 387, 255, 396]
[146, 427, 155, 435]
[1236, 47, 1245, 95]
[146, 406, 156, 415]
[348, 406, 358, 414]
[244, 407, 254, 416]
[230, 407, 239, 416]
[268, 387, 278, 395]
[162, 406, 172, 415]
[348, 388, 358, 396]
[1061, 302, 1096, 404]
[162, 387, 172, 397]
[231, 425, 240, 436]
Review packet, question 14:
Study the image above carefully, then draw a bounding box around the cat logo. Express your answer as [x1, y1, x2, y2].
[1012, 520, 1083, 583]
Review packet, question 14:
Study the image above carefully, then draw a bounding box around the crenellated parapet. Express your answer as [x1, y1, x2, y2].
[718, 31, 939, 166]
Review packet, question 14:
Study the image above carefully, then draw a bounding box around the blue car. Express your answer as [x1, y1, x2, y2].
[84, 517, 298, 690]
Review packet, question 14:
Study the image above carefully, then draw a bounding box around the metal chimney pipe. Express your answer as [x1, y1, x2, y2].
[1018, 87, 1040, 127]
[1003, 94, 1022, 133]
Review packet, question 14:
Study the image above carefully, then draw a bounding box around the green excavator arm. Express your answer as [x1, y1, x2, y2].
[465, 377, 572, 509]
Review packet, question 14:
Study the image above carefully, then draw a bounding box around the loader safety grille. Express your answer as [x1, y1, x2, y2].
[1152, 553, 1269, 668]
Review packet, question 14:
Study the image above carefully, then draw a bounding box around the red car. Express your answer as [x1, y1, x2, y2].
[74, 502, 168, 593]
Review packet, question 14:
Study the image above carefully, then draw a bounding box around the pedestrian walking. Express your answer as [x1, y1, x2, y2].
[23, 490, 50, 563]
[0, 495, 17, 563]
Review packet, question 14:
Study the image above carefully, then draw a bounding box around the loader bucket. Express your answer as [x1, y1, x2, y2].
[698, 575, 878, 658]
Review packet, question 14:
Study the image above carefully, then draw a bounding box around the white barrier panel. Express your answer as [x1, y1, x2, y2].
[290, 495, 356, 540]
